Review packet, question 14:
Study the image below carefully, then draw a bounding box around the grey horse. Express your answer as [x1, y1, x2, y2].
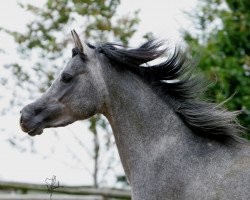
[20, 30, 250, 200]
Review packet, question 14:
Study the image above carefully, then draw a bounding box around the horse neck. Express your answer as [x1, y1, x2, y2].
[102, 66, 190, 182]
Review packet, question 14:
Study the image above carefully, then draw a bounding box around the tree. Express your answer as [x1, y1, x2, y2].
[183, 0, 250, 138]
[1, 0, 139, 187]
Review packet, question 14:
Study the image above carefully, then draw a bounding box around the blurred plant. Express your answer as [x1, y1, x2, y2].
[183, 0, 250, 138]
[1, 0, 139, 187]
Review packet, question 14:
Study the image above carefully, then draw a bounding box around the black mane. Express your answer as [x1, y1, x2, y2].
[87, 40, 244, 144]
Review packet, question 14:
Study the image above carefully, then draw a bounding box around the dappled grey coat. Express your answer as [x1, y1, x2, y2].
[20, 30, 250, 200]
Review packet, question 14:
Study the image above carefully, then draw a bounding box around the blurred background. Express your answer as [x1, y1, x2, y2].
[0, 0, 249, 199]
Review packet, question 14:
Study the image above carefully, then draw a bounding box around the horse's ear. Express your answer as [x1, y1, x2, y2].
[71, 30, 84, 53]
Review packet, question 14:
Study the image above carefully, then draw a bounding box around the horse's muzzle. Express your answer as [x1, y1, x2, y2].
[20, 103, 44, 136]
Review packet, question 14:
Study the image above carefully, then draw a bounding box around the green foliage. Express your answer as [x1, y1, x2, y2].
[10, 0, 139, 52]
[184, 0, 250, 138]
[116, 175, 129, 187]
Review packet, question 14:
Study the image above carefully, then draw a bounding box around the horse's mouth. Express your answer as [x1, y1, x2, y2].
[27, 123, 43, 137]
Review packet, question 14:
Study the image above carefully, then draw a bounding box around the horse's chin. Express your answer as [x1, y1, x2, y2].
[23, 118, 75, 137]
[27, 123, 44, 137]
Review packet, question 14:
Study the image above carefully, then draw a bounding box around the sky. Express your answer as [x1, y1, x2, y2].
[0, 0, 197, 187]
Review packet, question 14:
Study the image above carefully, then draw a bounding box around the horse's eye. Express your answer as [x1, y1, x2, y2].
[61, 73, 73, 83]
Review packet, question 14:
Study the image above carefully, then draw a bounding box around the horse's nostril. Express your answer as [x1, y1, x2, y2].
[34, 107, 43, 115]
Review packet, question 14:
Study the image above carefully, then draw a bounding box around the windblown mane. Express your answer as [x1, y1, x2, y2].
[85, 40, 243, 144]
